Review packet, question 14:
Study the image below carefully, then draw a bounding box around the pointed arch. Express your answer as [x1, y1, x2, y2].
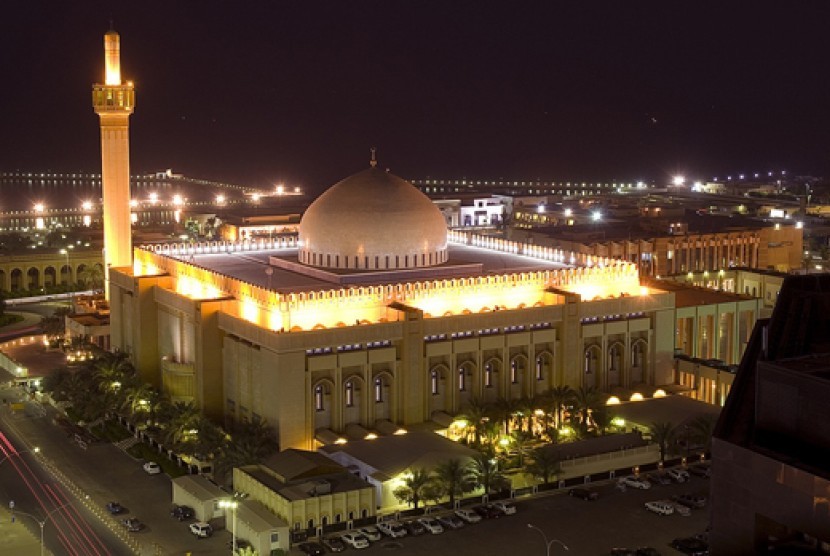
[583, 344, 601, 389]
[607, 340, 625, 388]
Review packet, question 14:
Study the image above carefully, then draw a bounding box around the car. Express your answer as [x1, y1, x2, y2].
[142, 461, 161, 475]
[321, 536, 346, 552]
[648, 473, 672, 485]
[297, 542, 325, 555]
[492, 501, 517, 515]
[122, 517, 145, 532]
[688, 464, 711, 478]
[671, 502, 692, 516]
[666, 468, 690, 483]
[620, 475, 652, 489]
[568, 487, 599, 501]
[635, 548, 663, 556]
[644, 500, 674, 516]
[417, 516, 444, 534]
[357, 525, 382, 542]
[377, 521, 407, 538]
[403, 519, 426, 536]
[189, 522, 213, 538]
[472, 504, 504, 519]
[671, 493, 707, 509]
[436, 514, 465, 529]
[105, 501, 124, 515]
[454, 508, 482, 523]
[340, 532, 370, 549]
[669, 536, 709, 555]
[170, 504, 194, 521]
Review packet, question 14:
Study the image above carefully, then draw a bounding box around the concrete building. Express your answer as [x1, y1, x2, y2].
[711, 274, 830, 553]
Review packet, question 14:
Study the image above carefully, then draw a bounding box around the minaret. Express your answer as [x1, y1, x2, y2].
[92, 28, 135, 297]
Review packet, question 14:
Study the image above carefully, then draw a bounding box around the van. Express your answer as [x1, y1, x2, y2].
[644, 500, 674, 516]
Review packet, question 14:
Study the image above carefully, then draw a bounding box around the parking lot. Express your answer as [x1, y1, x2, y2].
[291, 475, 711, 556]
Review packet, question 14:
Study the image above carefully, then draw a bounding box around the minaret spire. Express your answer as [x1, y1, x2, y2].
[370, 147, 377, 168]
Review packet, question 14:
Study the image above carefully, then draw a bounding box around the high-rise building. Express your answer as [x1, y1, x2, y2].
[92, 29, 135, 297]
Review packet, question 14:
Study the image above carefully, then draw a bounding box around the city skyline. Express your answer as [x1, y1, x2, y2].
[2, 2, 829, 194]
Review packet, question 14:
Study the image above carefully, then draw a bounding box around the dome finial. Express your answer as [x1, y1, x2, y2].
[370, 147, 377, 168]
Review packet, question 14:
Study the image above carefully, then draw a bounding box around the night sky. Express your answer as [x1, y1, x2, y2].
[2, 1, 829, 194]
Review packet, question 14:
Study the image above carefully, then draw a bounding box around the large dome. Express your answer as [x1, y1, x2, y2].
[299, 166, 448, 270]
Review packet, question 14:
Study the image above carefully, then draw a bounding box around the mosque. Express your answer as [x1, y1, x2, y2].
[95, 29, 759, 452]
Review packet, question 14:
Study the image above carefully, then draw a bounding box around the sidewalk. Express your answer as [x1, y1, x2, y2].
[0, 502, 48, 555]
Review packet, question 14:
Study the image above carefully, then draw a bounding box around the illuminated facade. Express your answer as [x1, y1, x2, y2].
[109, 168, 761, 451]
[93, 29, 135, 294]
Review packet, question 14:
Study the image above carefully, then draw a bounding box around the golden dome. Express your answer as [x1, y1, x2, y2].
[299, 167, 448, 270]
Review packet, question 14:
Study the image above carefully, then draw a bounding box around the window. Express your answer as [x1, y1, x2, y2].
[315, 385, 324, 411]
[271, 532, 279, 543]
[345, 381, 355, 407]
[485, 364, 493, 388]
[510, 360, 518, 384]
[431, 370, 439, 395]
[374, 377, 383, 403]
[535, 357, 543, 381]
[458, 367, 466, 391]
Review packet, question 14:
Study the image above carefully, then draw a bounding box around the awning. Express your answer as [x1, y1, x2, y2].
[345, 423, 371, 440]
[314, 428, 343, 446]
[431, 410, 454, 428]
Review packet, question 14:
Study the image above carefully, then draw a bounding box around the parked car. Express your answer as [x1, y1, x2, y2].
[358, 526, 382, 542]
[105, 501, 124, 515]
[321, 536, 346, 552]
[568, 487, 599, 501]
[403, 519, 426, 536]
[142, 461, 161, 475]
[671, 493, 707, 509]
[377, 521, 408, 538]
[189, 522, 213, 538]
[436, 514, 465, 529]
[417, 517, 444, 534]
[170, 504, 194, 521]
[688, 464, 711, 478]
[340, 532, 370, 549]
[644, 500, 674, 516]
[671, 502, 692, 516]
[669, 536, 709, 555]
[472, 504, 505, 519]
[122, 517, 145, 532]
[666, 468, 690, 483]
[635, 548, 663, 556]
[648, 473, 672, 485]
[620, 475, 652, 489]
[298, 542, 325, 555]
[454, 508, 482, 523]
[492, 501, 517, 515]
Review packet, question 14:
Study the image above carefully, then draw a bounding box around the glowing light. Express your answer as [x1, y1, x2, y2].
[334, 438, 348, 445]
[129, 199, 138, 207]
[558, 426, 572, 437]
[499, 437, 510, 447]
[592, 210, 602, 222]
[251, 193, 261, 202]
[83, 215, 92, 227]
[606, 396, 621, 405]
[796, 221, 803, 229]
[630, 393, 644, 402]
[672, 175, 685, 186]
[33, 203, 44, 213]
[365, 433, 378, 440]
[564, 208, 573, 217]
[653, 389, 667, 398]
[393, 428, 408, 435]
[276, 184, 284, 195]
[537, 204, 545, 214]
[148, 192, 159, 204]
[612, 417, 626, 428]
[172, 194, 184, 206]
[215, 194, 225, 205]
[639, 286, 649, 296]
[81, 201, 93, 211]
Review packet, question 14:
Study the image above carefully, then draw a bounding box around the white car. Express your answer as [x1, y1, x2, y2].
[666, 468, 690, 483]
[492, 501, 517, 515]
[143, 461, 161, 475]
[189, 521, 213, 538]
[357, 526, 382, 542]
[454, 508, 482, 524]
[644, 500, 674, 516]
[377, 521, 407, 538]
[671, 501, 692, 516]
[340, 532, 370, 549]
[417, 517, 444, 534]
[620, 475, 651, 489]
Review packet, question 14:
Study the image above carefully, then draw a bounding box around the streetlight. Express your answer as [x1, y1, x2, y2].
[9, 501, 71, 556]
[219, 499, 239, 553]
[527, 523, 569, 555]
[0, 447, 40, 467]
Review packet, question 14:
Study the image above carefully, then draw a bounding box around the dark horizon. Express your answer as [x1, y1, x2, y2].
[2, 1, 829, 194]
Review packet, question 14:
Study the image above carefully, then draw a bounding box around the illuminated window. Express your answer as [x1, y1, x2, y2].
[314, 385, 324, 411]
[345, 381, 355, 407]
[535, 357, 543, 381]
[485, 364, 493, 388]
[431, 370, 439, 395]
[510, 360, 518, 384]
[374, 377, 383, 402]
[458, 368, 466, 391]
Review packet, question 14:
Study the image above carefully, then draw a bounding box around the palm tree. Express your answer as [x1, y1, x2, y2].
[546, 385, 575, 429]
[515, 396, 534, 433]
[160, 401, 201, 447]
[649, 421, 677, 462]
[508, 430, 535, 468]
[492, 396, 519, 435]
[433, 458, 475, 507]
[121, 383, 156, 423]
[78, 264, 104, 290]
[458, 398, 490, 446]
[525, 447, 561, 485]
[572, 386, 602, 434]
[471, 450, 509, 494]
[687, 414, 717, 454]
[393, 468, 433, 509]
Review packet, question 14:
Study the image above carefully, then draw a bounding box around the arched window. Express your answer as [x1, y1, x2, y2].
[345, 381, 355, 407]
[584, 349, 597, 375]
[314, 385, 324, 411]
[609, 345, 619, 372]
[535, 357, 543, 381]
[431, 370, 439, 395]
[307, 518, 314, 529]
[374, 377, 383, 402]
[458, 367, 466, 391]
[485, 364, 493, 388]
[510, 360, 518, 384]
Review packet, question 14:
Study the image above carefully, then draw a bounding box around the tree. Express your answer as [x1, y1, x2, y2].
[433, 458, 475, 508]
[572, 386, 602, 434]
[491, 396, 519, 436]
[393, 468, 432, 509]
[508, 430, 535, 468]
[471, 450, 509, 494]
[687, 414, 717, 454]
[649, 421, 677, 462]
[78, 264, 104, 290]
[458, 398, 490, 446]
[525, 447, 561, 485]
[545, 385, 575, 429]
[121, 383, 157, 423]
